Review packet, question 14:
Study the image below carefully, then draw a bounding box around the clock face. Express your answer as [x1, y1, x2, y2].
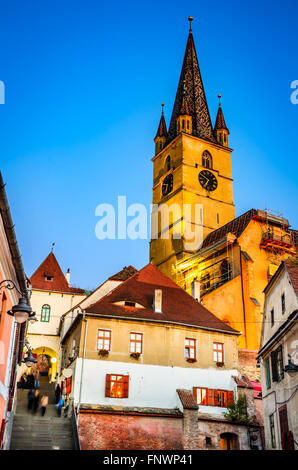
[162, 173, 173, 196]
[198, 170, 218, 191]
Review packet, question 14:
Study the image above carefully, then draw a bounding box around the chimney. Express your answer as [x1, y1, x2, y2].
[153, 289, 162, 313]
[191, 280, 200, 302]
[65, 268, 70, 285]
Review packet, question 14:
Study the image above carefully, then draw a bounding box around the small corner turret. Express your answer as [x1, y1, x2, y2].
[154, 103, 168, 155]
[214, 94, 229, 147]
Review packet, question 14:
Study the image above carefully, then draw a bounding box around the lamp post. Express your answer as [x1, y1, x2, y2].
[0, 279, 36, 323]
[23, 347, 37, 368]
[284, 354, 298, 377]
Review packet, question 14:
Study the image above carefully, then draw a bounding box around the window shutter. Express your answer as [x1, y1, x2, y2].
[207, 389, 214, 406]
[271, 350, 278, 382]
[278, 346, 284, 381]
[105, 374, 111, 397]
[227, 391, 234, 407]
[123, 375, 129, 398]
[214, 390, 221, 407]
[265, 357, 271, 389]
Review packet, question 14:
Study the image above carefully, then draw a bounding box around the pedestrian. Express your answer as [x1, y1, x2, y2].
[40, 394, 48, 416]
[27, 389, 34, 411]
[63, 398, 69, 418]
[33, 389, 40, 413]
[57, 395, 65, 417]
[55, 383, 61, 404]
[34, 370, 40, 389]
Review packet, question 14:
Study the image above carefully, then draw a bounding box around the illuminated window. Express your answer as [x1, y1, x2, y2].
[213, 343, 224, 363]
[105, 374, 129, 398]
[195, 387, 208, 405]
[41, 304, 51, 322]
[185, 338, 196, 359]
[130, 333, 143, 354]
[97, 329, 111, 351]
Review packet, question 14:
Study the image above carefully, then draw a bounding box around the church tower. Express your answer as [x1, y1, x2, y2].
[150, 18, 235, 280]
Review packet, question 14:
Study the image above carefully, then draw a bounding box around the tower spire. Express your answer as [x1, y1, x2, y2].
[167, 18, 216, 144]
[214, 94, 229, 146]
[154, 103, 168, 154]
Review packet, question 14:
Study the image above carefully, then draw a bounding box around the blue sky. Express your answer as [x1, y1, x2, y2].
[0, 0, 297, 290]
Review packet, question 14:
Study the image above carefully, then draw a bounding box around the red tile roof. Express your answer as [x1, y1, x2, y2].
[155, 113, 168, 139]
[86, 263, 239, 334]
[202, 209, 258, 249]
[177, 389, 198, 410]
[109, 266, 138, 281]
[285, 261, 298, 296]
[29, 252, 85, 294]
[233, 375, 254, 389]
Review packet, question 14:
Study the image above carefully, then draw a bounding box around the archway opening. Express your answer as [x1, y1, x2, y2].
[220, 432, 239, 450]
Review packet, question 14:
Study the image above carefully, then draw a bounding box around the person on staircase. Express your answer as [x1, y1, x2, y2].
[55, 383, 61, 404]
[40, 394, 48, 416]
[57, 395, 65, 417]
[33, 389, 40, 413]
[27, 389, 34, 411]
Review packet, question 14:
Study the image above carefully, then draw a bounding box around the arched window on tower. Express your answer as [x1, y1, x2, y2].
[165, 156, 171, 172]
[220, 260, 231, 283]
[41, 304, 51, 322]
[202, 151, 212, 169]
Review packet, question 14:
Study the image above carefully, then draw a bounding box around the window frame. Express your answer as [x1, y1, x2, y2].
[185, 338, 196, 360]
[193, 387, 234, 408]
[105, 374, 129, 398]
[97, 329, 112, 352]
[202, 151, 212, 169]
[213, 342, 224, 363]
[281, 293, 285, 315]
[129, 332, 143, 354]
[41, 304, 51, 322]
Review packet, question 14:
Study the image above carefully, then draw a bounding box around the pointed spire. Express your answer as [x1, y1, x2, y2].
[167, 18, 216, 144]
[214, 94, 229, 132]
[155, 103, 168, 139]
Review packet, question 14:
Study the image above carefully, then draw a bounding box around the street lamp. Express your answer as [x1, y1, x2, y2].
[23, 348, 37, 368]
[0, 279, 36, 324]
[284, 354, 298, 377]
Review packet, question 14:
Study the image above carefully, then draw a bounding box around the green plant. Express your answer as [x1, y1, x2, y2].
[224, 394, 249, 423]
[98, 349, 109, 357]
[130, 352, 140, 359]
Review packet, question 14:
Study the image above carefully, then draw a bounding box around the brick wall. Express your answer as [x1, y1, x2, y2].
[78, 412, 183, 450]
[238, 349, 260, 381]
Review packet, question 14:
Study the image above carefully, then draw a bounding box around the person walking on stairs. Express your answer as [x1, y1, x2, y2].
[27, 389, 34, 411]
[40, 394, 49, 416]
[33, 389, 40, 413]
[57, 395, 65, 417]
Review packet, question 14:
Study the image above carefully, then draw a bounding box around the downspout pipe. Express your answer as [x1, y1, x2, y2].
[76, 312, 87, 426]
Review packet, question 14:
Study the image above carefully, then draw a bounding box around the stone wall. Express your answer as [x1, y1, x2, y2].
[238, 349, 260, 381]
[78, 411, 183, 450]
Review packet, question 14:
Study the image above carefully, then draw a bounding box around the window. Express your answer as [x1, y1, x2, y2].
[271, 308, 274, 327]
[213, 343, 224, 363]
[269, 414, 276, 448]
[195, 387, 208, 405]
[202, 151, 212, 169]
[281, 293, 285, 314]
[193, 387, 234, 408]
[185, 338, 196, 359]
[265, 357, 271, 389]
[130, 333, 143, 354]
[125, 301, 136, 307]
[271, 345, 284, 382]
[217, 213, 219, 224]
[97, 329, 111, 351]
[165, 156, 171, 172]
[45, 276, 53, 281]
[205, 437, 212, 447]
[105, 374, 129, 398]
[41, 304, 50, 322]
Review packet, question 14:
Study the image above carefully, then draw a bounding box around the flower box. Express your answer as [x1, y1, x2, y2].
[186, 358, 197, 363]
[130, 352, 141, 359]
[98, 349, 109, 357]
[216, 362, 224, 367]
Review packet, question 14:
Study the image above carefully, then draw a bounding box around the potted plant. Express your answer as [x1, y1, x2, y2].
[216, 361, 224, 367]
[186, 358, 197, 363]
[130, 352, 141, 359]
[98, 349, 109, 357]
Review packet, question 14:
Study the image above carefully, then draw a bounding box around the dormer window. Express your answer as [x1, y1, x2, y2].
[45, 276, 53, 282]
[124, 301, 136, 308]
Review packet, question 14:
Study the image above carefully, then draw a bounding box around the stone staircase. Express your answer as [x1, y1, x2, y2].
[10, 381, 76, 450]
